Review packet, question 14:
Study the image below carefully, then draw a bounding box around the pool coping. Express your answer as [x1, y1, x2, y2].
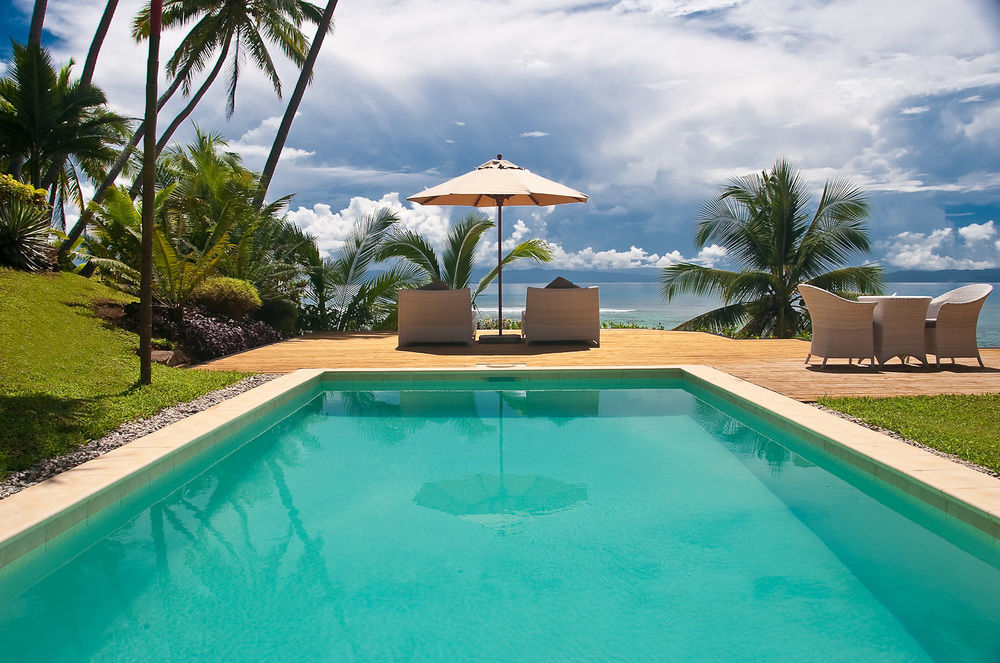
[1, 365, 997, 571]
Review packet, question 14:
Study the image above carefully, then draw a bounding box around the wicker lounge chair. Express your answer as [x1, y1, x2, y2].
[522, 279, 600, 346]
[924, 284, 993, 367]
[397, 286, 477, 347]
[798, 284, 876, 366]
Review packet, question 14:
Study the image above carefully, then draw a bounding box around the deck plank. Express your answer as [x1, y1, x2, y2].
[197, 329, 1000, 402]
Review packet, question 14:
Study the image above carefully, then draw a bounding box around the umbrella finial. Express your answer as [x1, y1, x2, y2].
[497, 153, 502, 160]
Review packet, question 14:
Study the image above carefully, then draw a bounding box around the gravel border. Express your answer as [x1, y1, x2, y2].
[0, 374, 280, 501]
[812, 402, 1000, 479]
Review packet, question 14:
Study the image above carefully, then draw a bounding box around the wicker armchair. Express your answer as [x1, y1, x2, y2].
[522, 285, 600, 345]
[924, 284, 993, 367]
[397, 287, 477, 347]
[798, 284, 876, 366]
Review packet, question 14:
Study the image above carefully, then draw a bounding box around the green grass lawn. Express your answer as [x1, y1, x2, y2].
[0, 269, 246, 478]
[819, 394, 1000, 475]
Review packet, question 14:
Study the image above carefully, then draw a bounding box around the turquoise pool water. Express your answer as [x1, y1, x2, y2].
[2, 377, 999, 661]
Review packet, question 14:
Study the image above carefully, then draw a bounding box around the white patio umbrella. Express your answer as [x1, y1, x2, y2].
[407, 155, 588, 342]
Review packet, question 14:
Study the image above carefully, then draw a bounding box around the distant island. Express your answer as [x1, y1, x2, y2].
[477, 267, 1000, 284]
[884, 269, 1000, 283]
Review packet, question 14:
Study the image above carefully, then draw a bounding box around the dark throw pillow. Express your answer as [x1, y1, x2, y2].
[417, 280, 450, 290]
[545, 276, 580, 289]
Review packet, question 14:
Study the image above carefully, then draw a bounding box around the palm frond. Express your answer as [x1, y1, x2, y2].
[660, 263, 741, 301]
[442, 212, 494, 289]
[378, 230, 441, 281]
[472, 239, 553, 301]
[673, 303, 749, 333]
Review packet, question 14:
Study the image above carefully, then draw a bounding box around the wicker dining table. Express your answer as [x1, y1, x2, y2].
[858, 295, 932, 365]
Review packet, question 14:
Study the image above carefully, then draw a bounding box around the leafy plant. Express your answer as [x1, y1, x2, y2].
[0, 173, 48, 208]
[0, 198, 53, 271]
[661, 158, 884, 338]
[379, 211, 553, 303]
[0, 42, 130, 190]
[301, 208, 423, 332]
[191, 277, 262, 320]
[172, 309, 282, 361]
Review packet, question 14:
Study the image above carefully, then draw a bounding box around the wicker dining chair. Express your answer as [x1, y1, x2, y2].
[924, 284, 993, 367]
[798, 284, 876, 366]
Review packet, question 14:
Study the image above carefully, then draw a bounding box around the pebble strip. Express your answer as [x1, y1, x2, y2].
[812, 402, 999, 478]
[0, 374, 280, 501]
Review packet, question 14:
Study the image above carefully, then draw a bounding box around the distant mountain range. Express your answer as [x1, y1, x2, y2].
[475, 267, 1000, 284]
[882, 269, 1000, 283]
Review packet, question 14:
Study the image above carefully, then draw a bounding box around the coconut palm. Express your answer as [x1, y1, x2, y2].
[378, 211, 554, 302]
[0, 43, 130, 190]
[60, 0, 326, 255]
[132, 0, 325, 152]
[661, 158, 885, 338]
[256, 0, 339, 206]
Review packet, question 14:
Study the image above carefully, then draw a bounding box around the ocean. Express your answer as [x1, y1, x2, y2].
[475, 281, 1000, 348]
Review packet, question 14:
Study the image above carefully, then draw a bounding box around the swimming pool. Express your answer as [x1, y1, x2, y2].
[1, 370, 999, 661]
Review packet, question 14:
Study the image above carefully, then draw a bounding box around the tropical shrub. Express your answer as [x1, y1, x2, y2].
[379, 212, 553, 302]
[300, 209, 423, 332]
[0, 198, 52, 270]
[255, 298, 297, 336]
[661, 158, 884, 338]
[191, 277, 262, 320]
[0, 174, 47, 208]
[170, 309, 282, 361]
[0, 42, 129, 190]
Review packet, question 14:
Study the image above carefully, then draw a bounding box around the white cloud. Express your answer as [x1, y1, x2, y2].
[881, 223, 1000, 270]
[957, 219, 996, 243]
[695, 244, 727, 266]
[286, 193, 453, 256]
[899, 106, 930, 115]
[519, 131, 550, 138]
[15, 0, 1000, 268]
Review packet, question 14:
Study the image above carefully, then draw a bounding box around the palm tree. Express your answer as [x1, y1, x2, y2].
[28, 0, 47, 48]
[378, 212, 554, 302]
[312, 208, 423, 331]
[60, 0, 325, 255]
[131, 0, 325, 162]
[256, 0, 339, 206]
[0, 43, 130, 190]
[661, 158, 885, 338]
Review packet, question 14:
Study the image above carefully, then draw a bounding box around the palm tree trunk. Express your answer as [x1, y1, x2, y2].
[80, 0, 119, 88]
[254, 0, 339, 208]
[28, 0, 47, 48]
[128, 42, 230, 198]
[58, 65, 189, 258]
[140, 0, 163, 386]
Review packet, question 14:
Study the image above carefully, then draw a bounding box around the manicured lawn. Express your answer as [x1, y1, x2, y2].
[819, 394, 1000, 475]
[0, 269, 246, 478]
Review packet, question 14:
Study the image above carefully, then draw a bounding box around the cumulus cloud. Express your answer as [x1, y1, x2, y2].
[957, 220, 996, 243]
[230, 115, 314, 164]
[10, 0, 1000, 270]
[881, 221, 1000, 270]
[286, 193, 453, 255]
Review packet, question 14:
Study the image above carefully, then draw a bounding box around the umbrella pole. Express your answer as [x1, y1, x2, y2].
[497, 200, 503, 336]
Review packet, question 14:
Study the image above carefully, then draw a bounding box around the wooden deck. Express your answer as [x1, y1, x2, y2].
[197, 329, 1000, 401]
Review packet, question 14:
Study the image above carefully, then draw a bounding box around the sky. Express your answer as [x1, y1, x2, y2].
[4, 0, 1000, 272]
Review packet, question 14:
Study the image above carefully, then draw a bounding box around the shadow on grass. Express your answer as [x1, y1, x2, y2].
[0, 382, 144, 476]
